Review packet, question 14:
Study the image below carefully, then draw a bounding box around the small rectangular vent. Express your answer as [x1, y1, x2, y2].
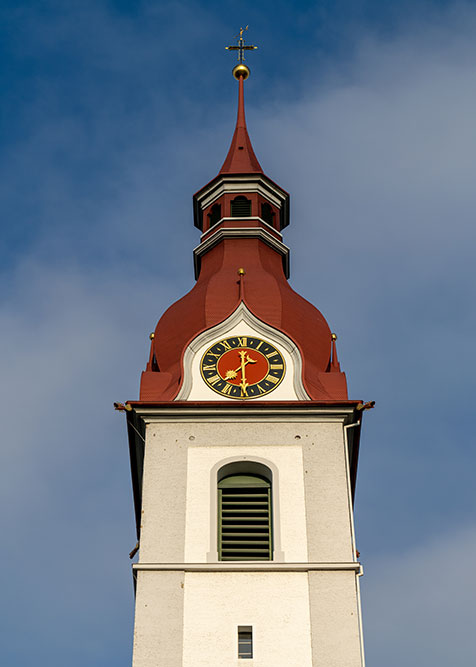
[219, 485, 271, 561]
[238, 626, 253, 659]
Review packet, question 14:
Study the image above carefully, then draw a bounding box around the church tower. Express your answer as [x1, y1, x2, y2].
[122, 35, 367, 667]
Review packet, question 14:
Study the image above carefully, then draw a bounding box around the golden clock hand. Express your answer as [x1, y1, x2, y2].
[239, 350, 248, 396]
[224, 353, 257, 380]
[240, 354, 257, 396]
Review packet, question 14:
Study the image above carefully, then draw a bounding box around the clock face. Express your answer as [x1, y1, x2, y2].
[200, 336, 285, 399]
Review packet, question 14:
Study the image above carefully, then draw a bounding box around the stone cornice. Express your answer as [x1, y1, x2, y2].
[133, 562, 363, 574]
[193, 227, 290, 279]
[130, 403, 358, 424]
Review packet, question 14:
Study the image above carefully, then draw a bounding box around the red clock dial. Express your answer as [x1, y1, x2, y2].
[200, 336, 285, 399]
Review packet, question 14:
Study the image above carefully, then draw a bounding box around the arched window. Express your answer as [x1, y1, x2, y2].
[261, 202, 275, 225]
[207, 203, 221, 227]
[230, 196, 251, 218]
[218, 469, 272, 561]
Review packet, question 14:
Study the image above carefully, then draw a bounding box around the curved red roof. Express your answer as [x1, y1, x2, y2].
[140, 239, 347, 401]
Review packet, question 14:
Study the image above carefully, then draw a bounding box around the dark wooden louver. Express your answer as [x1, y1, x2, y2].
[230, 196, 251, 217]
[218, 474, 272, 561]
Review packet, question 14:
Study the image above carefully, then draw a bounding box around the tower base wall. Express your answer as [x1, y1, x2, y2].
[132, 569, 364, 666]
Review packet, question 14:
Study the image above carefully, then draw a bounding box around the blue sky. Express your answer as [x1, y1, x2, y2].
[1, 1, 475, 665]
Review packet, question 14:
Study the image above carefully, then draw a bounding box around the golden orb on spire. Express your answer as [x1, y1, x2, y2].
[233, 63, 250, 80]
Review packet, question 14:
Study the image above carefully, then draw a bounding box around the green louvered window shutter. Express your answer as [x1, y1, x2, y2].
[218, 474, 272, 561]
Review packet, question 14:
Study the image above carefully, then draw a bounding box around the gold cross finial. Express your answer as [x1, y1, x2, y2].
[226, 26, 258, 63]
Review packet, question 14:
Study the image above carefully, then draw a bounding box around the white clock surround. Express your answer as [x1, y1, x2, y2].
[175, 303, 310, 401]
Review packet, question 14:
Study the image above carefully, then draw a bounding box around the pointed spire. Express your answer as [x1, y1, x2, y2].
[219, 69, 263, 175]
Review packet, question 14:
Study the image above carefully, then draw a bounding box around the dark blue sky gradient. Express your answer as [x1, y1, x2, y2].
[1, 2, 475, 666]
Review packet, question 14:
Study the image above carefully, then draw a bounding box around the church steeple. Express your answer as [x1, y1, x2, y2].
[124, 35, 367, 667]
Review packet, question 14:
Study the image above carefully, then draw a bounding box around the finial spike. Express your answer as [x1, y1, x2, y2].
[238, 268, 246, 301]
[330, 333, 341, 372]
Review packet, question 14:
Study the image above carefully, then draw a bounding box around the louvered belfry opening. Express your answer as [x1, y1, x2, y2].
[230, 195, 251, 217]
[218, 473, 272, 561]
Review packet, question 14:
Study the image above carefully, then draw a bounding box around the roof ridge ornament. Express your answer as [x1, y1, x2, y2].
[226, 26, 258, 80]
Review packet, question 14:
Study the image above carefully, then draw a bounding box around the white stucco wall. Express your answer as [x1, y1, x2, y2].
[302, 422, 355, 562]
[182, 572, 313, 667]
[139, 418, 354, 564]
[132, 570, 184, 667]
[308, 570, 364, 666]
